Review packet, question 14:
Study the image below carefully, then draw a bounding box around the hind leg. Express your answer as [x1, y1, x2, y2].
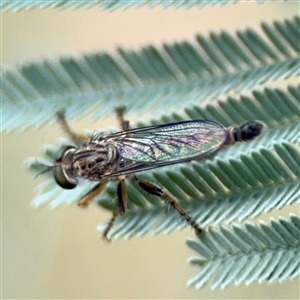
[133, 176, 202, 235]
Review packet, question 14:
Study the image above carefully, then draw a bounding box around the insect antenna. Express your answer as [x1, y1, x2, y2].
[34, 159, 55, 179]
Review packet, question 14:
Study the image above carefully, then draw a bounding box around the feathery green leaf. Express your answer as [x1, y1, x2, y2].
[2, 16, 299, 131]
[186, 214, 300, 289]
[0, 0, 286, 12]
[20, 14, 299, 267]
[3, 2, 299, 292]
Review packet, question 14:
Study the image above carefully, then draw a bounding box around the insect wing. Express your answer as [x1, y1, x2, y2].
[102, 120, 228, 175]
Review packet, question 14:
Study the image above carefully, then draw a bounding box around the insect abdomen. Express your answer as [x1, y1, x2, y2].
[226, 121, 264, 145]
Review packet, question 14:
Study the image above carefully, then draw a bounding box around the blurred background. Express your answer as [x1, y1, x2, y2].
[2, 2, 299, 299]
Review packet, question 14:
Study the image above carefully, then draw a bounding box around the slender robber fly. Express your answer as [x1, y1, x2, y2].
[47, 107, 264, 240]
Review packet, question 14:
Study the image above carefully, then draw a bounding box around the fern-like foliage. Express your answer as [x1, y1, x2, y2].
[5, 13, 299, 289]
[0, 0, 285, 12]
[2, 16, 299, 131]
[186, 214, 300, 289]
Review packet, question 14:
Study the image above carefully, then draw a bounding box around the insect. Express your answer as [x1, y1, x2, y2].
[48, 107, 264, 240]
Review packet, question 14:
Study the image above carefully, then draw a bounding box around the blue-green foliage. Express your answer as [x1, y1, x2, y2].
[186, 214, 300, 289]
[4, 14, 299, 289]
[0, 0, 286, 12]
[2, 16, 299, 131]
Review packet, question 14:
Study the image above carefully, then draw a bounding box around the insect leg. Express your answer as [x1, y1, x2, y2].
[115, 106, 130, 131]
[103, 179, 128, 241]
[116, 178, 128, 214]
[102, 209, 118, 242]
[77, 181, 107, 207]
[56, 110, 87, 143]
[133, 176, 202, 235]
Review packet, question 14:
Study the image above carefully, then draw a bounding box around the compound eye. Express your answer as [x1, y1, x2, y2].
[54, 165, 77, 189]
[54, 146, 78, 189]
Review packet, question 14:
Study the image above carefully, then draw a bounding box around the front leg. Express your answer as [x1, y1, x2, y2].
[78, 181, 107, 207]
[56, 110, 87, 143]
[115, 106, 130, 131]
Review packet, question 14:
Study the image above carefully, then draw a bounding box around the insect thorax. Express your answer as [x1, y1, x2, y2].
[72, 141, 120, 180]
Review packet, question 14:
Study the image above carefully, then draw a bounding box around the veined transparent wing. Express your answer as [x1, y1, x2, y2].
[99, 120, 229, 176]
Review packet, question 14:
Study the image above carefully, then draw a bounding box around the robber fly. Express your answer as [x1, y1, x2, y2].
[49, 107, 264, 240]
